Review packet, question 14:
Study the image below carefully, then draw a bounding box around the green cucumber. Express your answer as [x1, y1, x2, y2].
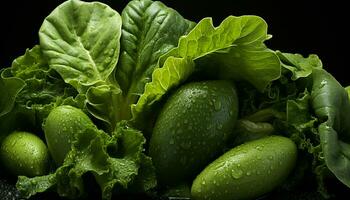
[191, 135, 297, 200]
[149, 80, 239, 185]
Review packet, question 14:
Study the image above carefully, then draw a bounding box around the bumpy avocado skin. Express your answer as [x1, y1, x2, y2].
[149, 80, 239, 185]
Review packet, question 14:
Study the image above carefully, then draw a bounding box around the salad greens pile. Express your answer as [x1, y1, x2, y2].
[1, 0, 350, 199]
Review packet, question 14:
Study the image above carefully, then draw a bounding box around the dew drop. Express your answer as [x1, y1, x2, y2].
[217, 124, 223, 130]
[231, 169, 243, 179]
[255, 146, 263, 151]
[169, 139, 174, 145]
[229, 110, 234, 116]
[213, 100, 222, 111]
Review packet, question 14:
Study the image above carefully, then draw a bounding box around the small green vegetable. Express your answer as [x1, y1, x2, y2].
[44, 105, 94, 165]
[149, 80, 239, 185]
[0, 131, 49, 177]
[191, 135, 297, 200]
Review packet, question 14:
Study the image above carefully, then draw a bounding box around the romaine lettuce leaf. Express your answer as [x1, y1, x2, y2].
[115, 0, 195, 108]
[280, 52, 350, 195]
[310, 69, 350, 188]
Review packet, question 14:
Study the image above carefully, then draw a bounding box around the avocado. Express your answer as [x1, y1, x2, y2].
[149, 80, 239, 186]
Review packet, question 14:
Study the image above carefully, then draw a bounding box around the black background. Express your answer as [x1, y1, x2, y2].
[0, 0, 348, 85]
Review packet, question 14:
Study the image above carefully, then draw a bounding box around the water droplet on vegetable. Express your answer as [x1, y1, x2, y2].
[217, 124, 223, 130]
[184, 141, 192, 149]
[213, 100, 222, 111]
[169, 139, 174, 145]
[231, 168, 243, 179]
[255, 146, 263, 151]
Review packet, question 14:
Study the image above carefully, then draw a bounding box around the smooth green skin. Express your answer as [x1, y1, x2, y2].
[191, 136, 297, 200]
[0, 131, 49, 177]
[44, 105, 94, 165]
[149, 80, 239, 185]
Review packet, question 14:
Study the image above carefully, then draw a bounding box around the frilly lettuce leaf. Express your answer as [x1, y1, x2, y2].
[280, 52, 350, 195]
[0, 45, 82, 140]
[16, 121, 155, 200]
[0, 69, 25, 118]
[132, 15, 281, 125]
[0, 69, 25, 142]
[85, 84, 123, 132]
[277, 51, 322, 80]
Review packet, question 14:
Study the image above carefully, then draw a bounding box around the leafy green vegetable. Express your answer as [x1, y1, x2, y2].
[279, 52, 350, 195]
[1, 0, 350, 199]
[132, 15, 281, 124]
[0, 69, 25, 118]
[310, 69, 350, 188]
[277, 51, 322, 80]
[17, 120, 152, 200]
[116, 0, 195, 110]
[39, 0, 122, 91]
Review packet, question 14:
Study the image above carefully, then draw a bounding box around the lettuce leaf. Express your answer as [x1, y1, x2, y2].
[115, 0, 195, 106]
[277, 51, 322, 80]
[16, 121, 155, 200]
[0, 69, 25, 142]
[39, 0, 122, 91]
[0, 69, 25, 118]
[279, 52, 350, 196]
[310, 69, 350, 188]
[132, 15, 281, 125]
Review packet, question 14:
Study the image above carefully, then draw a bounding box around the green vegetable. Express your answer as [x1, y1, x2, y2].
[0, 131, 49, 177]
[1, 0, 350, 199]
[43, 105, 95, 165]
[149, 80, 238, 185]
[191, 136, 297, 200]
[132, 15, 281, 123]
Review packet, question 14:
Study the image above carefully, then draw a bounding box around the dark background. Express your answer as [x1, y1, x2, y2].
[0, 0, 347, 85]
